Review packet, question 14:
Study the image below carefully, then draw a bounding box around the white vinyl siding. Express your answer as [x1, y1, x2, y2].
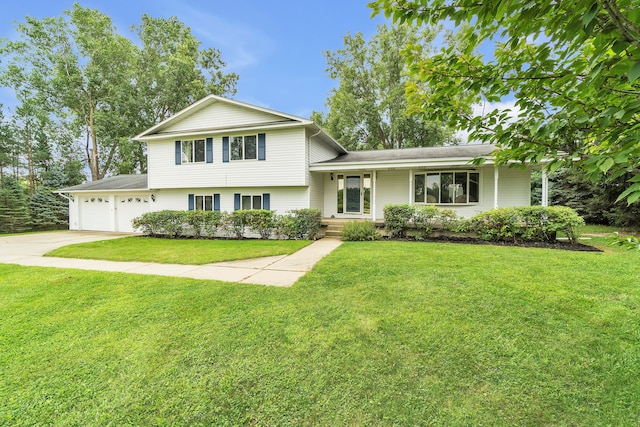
[159, 102, 286, 134]
[148, 127, 307, 189]
[322, 166, 531, 220]
[493, 166, 532, 207]
[150, 187, 309, 215]
[309, 172, 324, 215]
[308, 134, 341, 163]
[374, 170, 410, 220]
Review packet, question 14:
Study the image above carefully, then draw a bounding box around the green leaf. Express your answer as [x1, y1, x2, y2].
[582, 3, 598, 28]
[629, 62, 640, 83]
[599, 157, 614, 173]
[628, 191, 640, 205]
[615, 182, 640, 204]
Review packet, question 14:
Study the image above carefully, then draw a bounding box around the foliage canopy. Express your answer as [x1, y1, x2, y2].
[313, 24, 458, 150]
[368, 0, 640, 202]
[0, 3, 238, 181]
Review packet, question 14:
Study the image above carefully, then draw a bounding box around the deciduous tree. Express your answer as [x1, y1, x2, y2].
[1, 3, 238, 180]
[369, 0, 640, 202]
[313, 24, 457, 150]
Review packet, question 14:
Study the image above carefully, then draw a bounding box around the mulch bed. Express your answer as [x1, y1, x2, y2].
[385, 235, 602, 252]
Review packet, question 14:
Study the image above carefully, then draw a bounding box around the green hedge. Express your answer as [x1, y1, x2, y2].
[383, 204, 463, 239]
[383, 204, 584, 243]
[132, 209, 321, 240]
[470, 206, 584, 243]
[341, 220, 381, 241]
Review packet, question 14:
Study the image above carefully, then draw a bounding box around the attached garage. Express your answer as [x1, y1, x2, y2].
[80, 195, 112, 231]
[115, 194, 151, 232]
[58, 175, 151, 233]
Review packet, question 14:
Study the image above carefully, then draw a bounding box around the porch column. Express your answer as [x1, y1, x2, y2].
[541, 169, 549, 206]
[372, 170, 377, 221]
[409, 169, 413, 204]
[493, 165, 499, 209]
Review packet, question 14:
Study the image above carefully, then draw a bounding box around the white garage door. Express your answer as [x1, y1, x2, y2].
[116, 195, 150, 232]
[80, 196, 112, 231]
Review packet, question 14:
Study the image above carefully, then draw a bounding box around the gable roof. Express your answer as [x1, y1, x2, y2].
[134, 95, 313, 141]
[57, 174, 148, 193]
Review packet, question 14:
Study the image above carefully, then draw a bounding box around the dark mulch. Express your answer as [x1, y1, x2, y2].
[386, 235, 602, 252]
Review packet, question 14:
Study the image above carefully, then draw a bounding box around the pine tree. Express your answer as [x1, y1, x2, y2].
[0, 177, 32, 233]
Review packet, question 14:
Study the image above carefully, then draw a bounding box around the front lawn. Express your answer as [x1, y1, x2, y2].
[45, 236, 311, 264]
[2, 241, 639, 425]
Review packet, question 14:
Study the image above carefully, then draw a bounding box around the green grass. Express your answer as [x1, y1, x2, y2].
[579, 223, 630, 235]
[45, 236, 311, 264]
[2, 241, 639, 425]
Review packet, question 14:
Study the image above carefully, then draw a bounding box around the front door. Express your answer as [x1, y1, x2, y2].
[345, 175, 362, 213]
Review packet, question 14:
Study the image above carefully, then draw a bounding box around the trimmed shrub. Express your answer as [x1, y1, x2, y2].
[384, 204, 414, 238]
[227, 210, 250, 239]
[412, 205, 440, 240]
[470, 206, 584, 243]
[133, 208, 321, 241]
[275, 214, 298, 240]
[438, 208, 460, 232]
[341, 220, 381, 241]
[244, 210, 276, 239]
[201, 211, 223, 237]
[185, 210, 213, 238]
[132, 210, 187, 238]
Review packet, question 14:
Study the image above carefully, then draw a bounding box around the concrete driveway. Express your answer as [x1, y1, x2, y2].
[0, 231, 132, 260]
[0, 231, 342, 287]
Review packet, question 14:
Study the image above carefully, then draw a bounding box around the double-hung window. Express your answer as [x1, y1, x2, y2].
[181, 139, 205, 163]
[414, 171, 480, 204]
[242, 195, 262, 210]
[195, 195, 213, 211]
[188, 193, 220, 211]
[231, 135, 257, 160]
[223, 134, 265, 162]
[234, 193, 271, 210]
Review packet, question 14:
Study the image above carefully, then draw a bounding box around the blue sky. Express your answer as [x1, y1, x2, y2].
[1, 0, 389, 119]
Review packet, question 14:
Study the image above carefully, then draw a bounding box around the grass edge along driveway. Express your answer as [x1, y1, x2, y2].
[2, 240, 639, 425]
[44, 236, 312, 265]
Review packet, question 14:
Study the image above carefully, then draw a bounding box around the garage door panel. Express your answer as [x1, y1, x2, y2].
[116, 195, 150, 232]
[81, 196, 111, 231]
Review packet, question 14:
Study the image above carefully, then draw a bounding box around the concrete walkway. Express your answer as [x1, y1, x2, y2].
[0, 231, 343, 287]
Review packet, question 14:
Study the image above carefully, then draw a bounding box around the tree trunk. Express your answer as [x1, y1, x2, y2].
[26, 134, 35, 195]
[88, 103, 101, 181]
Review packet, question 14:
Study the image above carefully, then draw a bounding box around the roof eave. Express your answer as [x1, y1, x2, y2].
[135, 95, 314, 140]
[309, 156, 495, 172]
[55, 187, 150, 194]
[135, 120, 310, 142]
[307, 123, 348, 154]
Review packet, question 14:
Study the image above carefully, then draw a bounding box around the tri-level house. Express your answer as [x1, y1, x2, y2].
[59, 95, 542, 233]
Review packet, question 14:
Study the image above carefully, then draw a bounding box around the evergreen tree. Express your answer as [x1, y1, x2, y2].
[0, 177, 32, 233]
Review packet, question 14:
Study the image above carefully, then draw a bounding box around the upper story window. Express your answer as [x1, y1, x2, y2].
[231, 135, 257, 161]
[182, 139, 205, 163]
[175, 138, 212, 165]
[223, 133, 266, 162]
[415, 171, 480, 204]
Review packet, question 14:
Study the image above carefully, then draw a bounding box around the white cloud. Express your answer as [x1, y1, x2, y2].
[456, 99, 521, 143]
